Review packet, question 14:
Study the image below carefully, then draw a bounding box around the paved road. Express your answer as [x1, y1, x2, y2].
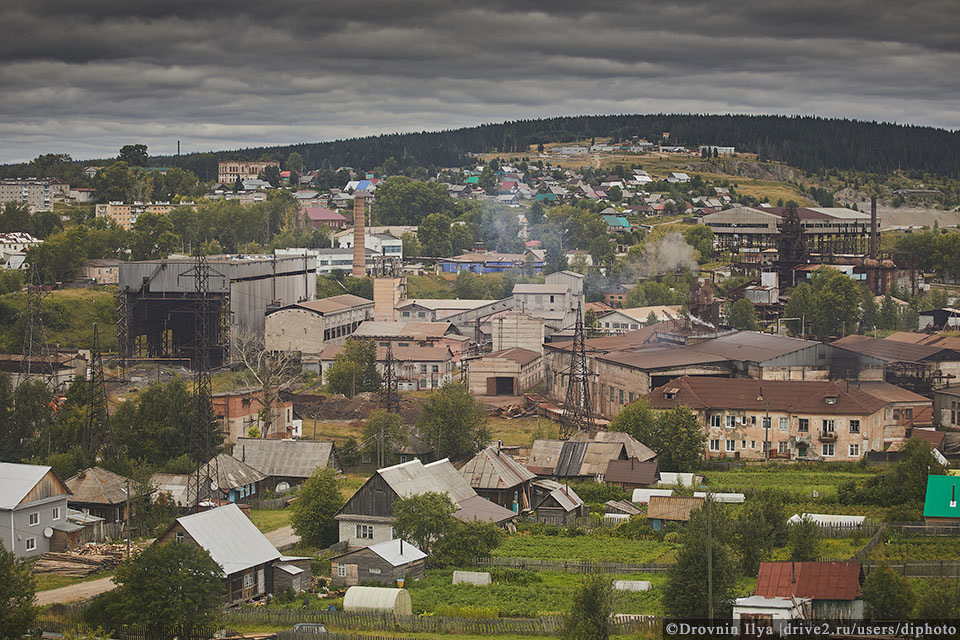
[35, 576, 117, 606]
[265, 525, 300, 550]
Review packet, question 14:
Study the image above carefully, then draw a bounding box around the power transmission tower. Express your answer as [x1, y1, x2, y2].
[85, 323, 111, 457]
[559, 302, 594, 440]
[179, 252, 223, 512]
[381, 341, 397, 413]
[21, 270, 52, 383]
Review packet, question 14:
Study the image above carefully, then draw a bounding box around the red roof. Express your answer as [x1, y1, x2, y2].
[302, 206, 347, 222]
[756, 561, 861, 601]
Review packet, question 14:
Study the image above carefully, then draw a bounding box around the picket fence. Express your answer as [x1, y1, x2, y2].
[473, 556, 673, 574]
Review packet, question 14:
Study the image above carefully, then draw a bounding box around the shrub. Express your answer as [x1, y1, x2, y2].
[490, 567, 543, 586]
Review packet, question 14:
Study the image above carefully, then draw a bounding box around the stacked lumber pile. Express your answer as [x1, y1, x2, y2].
[33, 543, 128, 576]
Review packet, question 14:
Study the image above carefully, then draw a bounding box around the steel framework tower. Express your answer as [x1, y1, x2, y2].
[85, 323, 111, 456]
[21, 271, 52, 381]
[381, 341, 398, 413]
[559, 302, 594, 440]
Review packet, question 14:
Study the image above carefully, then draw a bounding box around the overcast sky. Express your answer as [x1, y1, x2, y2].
[2, 0, 959, 164]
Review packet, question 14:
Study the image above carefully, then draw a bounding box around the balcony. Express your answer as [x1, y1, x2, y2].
[818, 430, 837, 442]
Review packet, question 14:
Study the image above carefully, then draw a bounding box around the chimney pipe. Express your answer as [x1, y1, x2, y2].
[792, 560, 796, 584]
[400, 539, 403, 554]
[870, 196, 878, 260]
[352, 196, 366, 277]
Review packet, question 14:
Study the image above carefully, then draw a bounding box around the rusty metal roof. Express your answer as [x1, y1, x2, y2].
[755, 561, 862, 601]
[833, 334, 960, 363]
[569, 431, 656, 462]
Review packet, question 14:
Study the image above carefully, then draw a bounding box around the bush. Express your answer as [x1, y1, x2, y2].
[885, 504, 923, 523]
[490, 567, 543, 586]
[434, 604, 499, 619]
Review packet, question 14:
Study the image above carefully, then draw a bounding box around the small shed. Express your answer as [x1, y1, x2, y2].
[646, 495, 704, 530]
[605, 499, 643, 516]
[604, 458, 659, 490]
[273, 555, 312, 594]
[343, 586, 412, 615]
[331, 539, 426, 588]
[631, 488, 673, 504]
[755, 561, 863, 620]
[453, 570, 491, 585]
[923, 475, 960, 524]
[65, 467, 135, 523]
[531, 480, 586, 524]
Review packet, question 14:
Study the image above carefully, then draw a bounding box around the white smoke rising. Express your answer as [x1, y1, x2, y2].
[635, 232, 699, 277]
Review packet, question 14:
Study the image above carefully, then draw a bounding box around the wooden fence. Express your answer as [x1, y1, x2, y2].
[813, 521, 881, 538]
[885, 521, 960, 536]
[474, 556, 672, 574]
[862, 561, 960, 578]
[218, 607, 565, 636]
[852, 526, 884, 563]
[251, 497, 288, 511]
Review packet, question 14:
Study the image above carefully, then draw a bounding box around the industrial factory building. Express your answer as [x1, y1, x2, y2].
[117, 254, 317, 368]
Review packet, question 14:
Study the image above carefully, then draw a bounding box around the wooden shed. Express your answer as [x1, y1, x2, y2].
[646, 495, 704, 530]
[331, 539, 426, 588]
[531, 479, 586, 525]
[459, 446, 536, 511]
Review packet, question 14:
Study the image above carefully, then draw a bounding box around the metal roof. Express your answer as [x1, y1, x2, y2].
[833, 334, 959, 363]
[233, 438, 338, 479]
[282, 294, 372, 315]
[605, 499, 643, 516]
[172, 503, 281, 575]
[604, 459, 659, 486]
[460, 447, 536, 490]
[151, 473, 191, 507]
[554, 441, 589, 477]
[377, 459, 476, 505]
[923, 475, 960, 519]
[0, 462, 57, 510]
[755, 561, 862, 601]
[366, 539, 427, 566]
[453, 495, 519, 523]
[211, 453, 267, 490]
[569, 431, 656, 463]
[536, 484, 583, 512]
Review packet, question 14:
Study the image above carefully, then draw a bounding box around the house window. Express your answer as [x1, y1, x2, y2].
[822, 420, 835, 433]
[778, 442, 789, 455]
[798, 418, 809, 432]
[725, 439, 736, 452]
[432, 365, 439, 373]
[751, 441, 756, 449]
[762, 417, 771, 430]
[779, 417, 788, 431]
[893, 408, 900, 420]
[337, 564, 346, 577]
[709, 439, 720, 452]
[610, 387, 615, 402]
[25, 537, 36, 552]
[904, 408, 913, 419]
[356, 524, 374, 539]
[29, 512, 39, 526]
[176, 532, 184, 542]
[710, 415, 722, 428]
[420, 365, 427, 374]
[822, 443, 835, 457]
[619, 389, 624, 405]
[849, 444, 861, 457]
[725, 415, 734, 428]
[849, 420, 860, 434]
[243, 573, 254, 589]
[52, 507, 60, 521]
[629, 392, 635, 403]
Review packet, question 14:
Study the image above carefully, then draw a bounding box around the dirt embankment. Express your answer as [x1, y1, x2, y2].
[284, 391, 423, 424]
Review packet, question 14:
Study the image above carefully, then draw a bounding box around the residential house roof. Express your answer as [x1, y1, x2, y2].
[378, 459, 475, 505]
[646, 495, 704, 522]
[65, 467, 132, 506]
[233, 438, 339, 479]
[0, 463, 65, 510]
[454, 494, 520, 523]
[569, 431, 656, 463]
[209, 453, 267, 491]
[646, 376, 887, 416]
[460, 447, 536, 491]
[605, 499, 643, 516]
[602, 215, 631, 228]
[166, 503, 281, 575]
[755, 561, 862, 601]
[365, 539, 427, 566]
[923, 475, 960, 519]
[532, 479, 584, 512]
[302, 207, 347, 222]
[604, 459, 659, 486]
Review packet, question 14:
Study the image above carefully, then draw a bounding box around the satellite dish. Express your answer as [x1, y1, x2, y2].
[210, 481, 219, 491]
[43, 527, 54, 538]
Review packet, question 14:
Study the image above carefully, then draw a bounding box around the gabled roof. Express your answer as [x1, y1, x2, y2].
[66, 467, 132, 506]
[755, 561, 862, 601]
[167, 503, 280, 574]
[210, 453, 267, 491]
[604, 459, 659, 486]
[274, 294, 372, 316]
[460, 447, 536, 491]
[646, 495, 704, 522]
[0, 463, 68, 510]
[366, 538, 426, 566]
[533, 479, 584, 512]
[378, 458, 476, 505]
[454, 494, 518, 523]
[605, 499, 643, 516]
[233, 438, 339, 478]
[833, 334, 960, 363]
[569, 431, 656, 463]
[923, 475, 960, 519]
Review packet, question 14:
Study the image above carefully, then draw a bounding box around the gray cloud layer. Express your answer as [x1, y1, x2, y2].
[1, 0, 958, 163]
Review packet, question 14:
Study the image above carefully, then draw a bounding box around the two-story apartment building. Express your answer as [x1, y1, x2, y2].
[212, 389, 294, 442]
[0, 463, 72, 558]
[318, 344, 454, 390]
[646, 376, 887, 461]
[264, 294, 375, 357]
[95, 201, 197, 231]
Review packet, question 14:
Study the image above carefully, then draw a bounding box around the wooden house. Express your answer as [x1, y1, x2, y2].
[335, 459, 517, 549]
[65, 467, 135, 523]
[923, 475, 960, 524]
[604, 458, 659, 490]
[232, 437, 340, 492]
[530, 479, 586, 525]
[331, 539, 426, 587]
[208, 453, 267, 504]
[527, 431, 655, 480]
[646, 495, 704, 530]
[755, 561, 864, 620]
[459, 446, 536, 512]
[156, 503, 286, 604]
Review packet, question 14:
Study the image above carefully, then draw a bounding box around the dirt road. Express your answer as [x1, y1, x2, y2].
[35, 576, 117, 606]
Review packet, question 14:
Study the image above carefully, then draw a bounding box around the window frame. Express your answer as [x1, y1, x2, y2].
[28, 512, 39, 527]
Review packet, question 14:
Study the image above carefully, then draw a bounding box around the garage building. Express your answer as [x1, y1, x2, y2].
[467, 347, 542, 396]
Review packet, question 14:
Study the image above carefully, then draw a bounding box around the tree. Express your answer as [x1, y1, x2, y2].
[913, 578, 960, 618]
[788, 516, 821, 561]
[609, 399, 658, 447]
[94, 541, 222, 635]
[0, 546, 37, 639]
[258, 165, 281, 188]
[290, 467, 344, 548]
[285, 151, 305, 174]
[400, 231, 421, 258]
[862, 565, 915, 619]
[416, 384, 490, 461]
[584, 309, 598, 328]
[94, 161, 135, 202]
[0, 202, 31, 233]
[129, 212, 178, 260]
[362, 410, 407, 467]
[326, 337, 381, 397]
[392, 492, 457, 554]
[734, 490, 787, 574]
[646, 311, 659, 326]
[683, 225, 714, 262]
[663, 501, 738, 618]
[877, 294, 902, 330]
[432, 520, 504, 568]
[561, 575, 613, 640]
[419, 213, 454, 257]
[655, 406, 706, 472]
[118, 144, 148, 166]
[235, 329, 303, 437]
[373, 176, 456, 225]
[726, 298, 760, 331]
[606, 186, 622, 203]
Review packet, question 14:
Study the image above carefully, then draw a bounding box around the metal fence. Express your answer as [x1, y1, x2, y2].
[474, 556, 672, 574]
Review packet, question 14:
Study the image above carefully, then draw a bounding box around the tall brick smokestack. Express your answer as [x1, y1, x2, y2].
[870, 195, 878, 259]
[352, 196, 365, 277]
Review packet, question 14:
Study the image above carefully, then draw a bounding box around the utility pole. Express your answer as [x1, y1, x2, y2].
[707, 493, 714, 619]
[124, 477, 131, 558]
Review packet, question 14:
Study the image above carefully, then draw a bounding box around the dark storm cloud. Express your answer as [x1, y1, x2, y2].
[0, 0, 958, 163]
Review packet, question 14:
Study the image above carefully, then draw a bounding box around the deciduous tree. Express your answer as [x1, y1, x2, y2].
[326, 337, 381, 397]
[392, 492, 457, 554]
[290, 467, 344, 548]
[0, 546, 37, 639]
[862, 565, 915, 619]
[416, 384, 489, 461]
[561, 575, 614, 640]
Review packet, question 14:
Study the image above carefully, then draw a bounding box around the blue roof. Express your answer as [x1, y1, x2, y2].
[355, 180, 373, 191]
[602, 215, 631, 228]
[534, 193, 558, 202]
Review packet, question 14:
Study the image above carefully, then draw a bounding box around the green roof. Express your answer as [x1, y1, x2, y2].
[465, 176, 479, 184]
[923, 475, 960, 519]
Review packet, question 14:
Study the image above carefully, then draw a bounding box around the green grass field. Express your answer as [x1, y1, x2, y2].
[493, 534, 677, 564]
[698, 466, 873, 498]
[33, 570, 115, 592]
[247, 508, 292, 533]
[871, 536, 960, 562]
[0, 287, 117, 352]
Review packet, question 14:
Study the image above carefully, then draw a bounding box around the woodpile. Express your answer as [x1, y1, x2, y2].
[33, 543, 131, 576]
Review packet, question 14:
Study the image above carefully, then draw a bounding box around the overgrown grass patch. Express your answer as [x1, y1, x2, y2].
[248, 508, 291, 533]
[698, 465, 873, 499]
[871, 536, 960, 562]
[493, 534, 677, 563]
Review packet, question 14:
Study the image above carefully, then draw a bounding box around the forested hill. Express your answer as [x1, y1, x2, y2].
[151, 114, 960, 181]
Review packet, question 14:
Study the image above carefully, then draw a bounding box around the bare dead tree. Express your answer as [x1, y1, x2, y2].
[234, 328, 303, 438]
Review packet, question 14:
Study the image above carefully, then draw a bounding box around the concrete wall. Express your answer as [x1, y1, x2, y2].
[265, 303, 372, 355]
[492, 312, 544, 353]
[468, 354, 543, 395]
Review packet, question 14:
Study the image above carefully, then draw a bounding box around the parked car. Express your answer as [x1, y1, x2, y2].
[290, 623, 328, 635]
